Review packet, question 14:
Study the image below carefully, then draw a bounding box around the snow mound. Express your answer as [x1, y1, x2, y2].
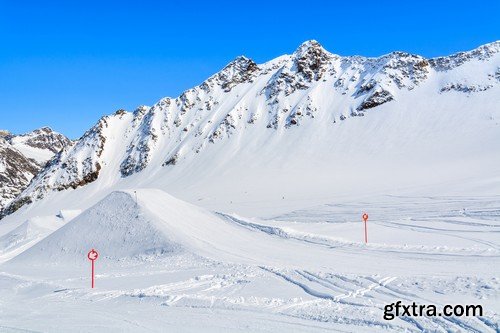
[0, 215, 63, 263]
[6, 188, 343, 270]
[8, 191, 181, 265]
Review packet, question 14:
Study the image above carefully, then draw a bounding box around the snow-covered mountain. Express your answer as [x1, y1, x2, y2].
[1, 40, 499, 219]
[0, 127, 71, 211]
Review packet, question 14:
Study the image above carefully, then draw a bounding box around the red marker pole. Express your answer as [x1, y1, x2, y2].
[362, 213, 369, 243]
[87, 249, 99, 288]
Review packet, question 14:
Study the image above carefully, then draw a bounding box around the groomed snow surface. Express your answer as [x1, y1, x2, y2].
[0, 188, 498, 332]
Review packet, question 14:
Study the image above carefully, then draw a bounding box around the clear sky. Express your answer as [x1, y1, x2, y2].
[1, 0, 498, 139]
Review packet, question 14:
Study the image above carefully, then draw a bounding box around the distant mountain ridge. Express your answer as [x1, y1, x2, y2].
[0, 127, 71, 211]
[1, 40, 499, 219]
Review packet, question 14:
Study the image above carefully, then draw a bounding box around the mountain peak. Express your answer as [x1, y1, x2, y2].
[12, 126, 72, 154]
[33, 126, 53, 134]
[0, 130, 11, 138]
[213, 55, 259, 92]
[291, 40, 333, 81]
[228, 55, 250, 63]
[222, 55, 256, 72]
[293, 40, 327, 57]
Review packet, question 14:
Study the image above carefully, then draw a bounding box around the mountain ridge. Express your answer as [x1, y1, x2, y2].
[1, 40, 499, 219]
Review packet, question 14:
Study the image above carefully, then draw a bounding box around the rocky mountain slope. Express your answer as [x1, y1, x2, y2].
[1, 40, 499, 219]
[0, 128, 71, 211]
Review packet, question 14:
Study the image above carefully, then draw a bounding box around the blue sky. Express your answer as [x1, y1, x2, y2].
[1, 0, 498, 139]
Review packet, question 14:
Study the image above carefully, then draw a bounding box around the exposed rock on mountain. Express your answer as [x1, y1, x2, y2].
[215, 56, 259, 92]
[0, 128, 71, 210]
[0, 138, 39, 209]
[357, 89, 395, 111]
[10, 127, 72, 155]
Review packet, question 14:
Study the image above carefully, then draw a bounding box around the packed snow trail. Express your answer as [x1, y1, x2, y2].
[1, 189, 499, 332]
[8, 189, 495, 276]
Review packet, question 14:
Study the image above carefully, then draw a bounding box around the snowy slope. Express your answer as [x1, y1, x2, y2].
[1, 189, 498, 332]
[10, 189, 497, 274]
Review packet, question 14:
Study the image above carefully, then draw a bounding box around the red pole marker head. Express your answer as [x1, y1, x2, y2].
[362, 214, 369, 243]
[88, 249, 99, 288]
[88, 249, 99, 261]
